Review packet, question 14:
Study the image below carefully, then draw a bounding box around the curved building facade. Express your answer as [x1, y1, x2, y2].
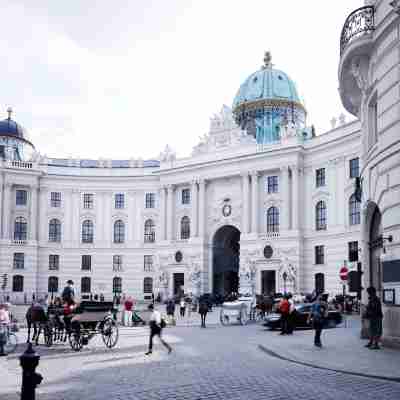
[0, 57, 362, 308]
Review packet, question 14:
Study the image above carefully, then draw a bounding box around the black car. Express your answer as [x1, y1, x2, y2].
[263, 303, 342, 330]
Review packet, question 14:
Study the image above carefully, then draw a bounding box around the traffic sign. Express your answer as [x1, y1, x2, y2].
[339, 267, 348, 281]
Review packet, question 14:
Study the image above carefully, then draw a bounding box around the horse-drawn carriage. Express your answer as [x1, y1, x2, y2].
[219, 296, 255, 326]
[27, 301, 119, 352]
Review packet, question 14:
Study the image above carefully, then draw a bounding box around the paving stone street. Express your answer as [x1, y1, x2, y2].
[1, 312, 400, 400]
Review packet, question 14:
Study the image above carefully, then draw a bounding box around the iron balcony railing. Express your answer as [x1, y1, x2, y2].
[340, 6, 375, 55]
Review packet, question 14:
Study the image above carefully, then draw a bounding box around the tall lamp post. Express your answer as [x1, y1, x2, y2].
[282, 272, 288, 295]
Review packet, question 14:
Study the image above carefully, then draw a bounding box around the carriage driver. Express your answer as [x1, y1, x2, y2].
[62, 280, 75, 305]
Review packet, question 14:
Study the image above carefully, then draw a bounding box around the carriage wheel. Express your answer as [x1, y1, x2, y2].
[239, 307, 249, 326]
[4, 332, 18, 354]
[220, 309, 230, 325]
[101, 317, 119, 348]
[69, 332, 83, 351]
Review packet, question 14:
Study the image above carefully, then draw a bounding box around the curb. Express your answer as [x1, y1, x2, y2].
[258, 345, 400, 384]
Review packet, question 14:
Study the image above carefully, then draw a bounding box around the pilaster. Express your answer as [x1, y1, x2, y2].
[191, 180, 198, 237]
[251, 171, 259, 234]
[198, 179, 206, 238]
[38, 186, 48, 243]
[241, 172, 250, 234]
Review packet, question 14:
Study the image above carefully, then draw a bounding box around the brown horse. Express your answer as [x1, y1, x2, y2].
[198, 301, 208, 328]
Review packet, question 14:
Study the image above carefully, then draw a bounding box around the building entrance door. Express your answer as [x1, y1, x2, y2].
[173, 273, 184, 297]
[212, 225, 240, 297]
[369, 206, 382, 292]
[261, 270, 276, 295]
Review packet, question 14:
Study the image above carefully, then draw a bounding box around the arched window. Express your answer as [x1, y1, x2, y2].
[144, 219, 155, 243]
[49, 219, 62, 242]
[315, 273, 325, 295]
[48, 276, 59, 293]
[82, 220, 94, 243]
[315, 201, 327, 231]
[180, 216, 190, 239]
[349, 194, 361, 225]
[81, 277, 91, 293]
[113, 220, 125, 243]
[267, 207, 279, 232]
[14, 217, 27, 240]
[12, 275, 24, 292]
[113, 277, 122, 294]
[143, 277, 153, 294]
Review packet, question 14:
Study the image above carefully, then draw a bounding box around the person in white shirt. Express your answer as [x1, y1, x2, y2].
[179, 298, 186, 318]
[145, 304, 172, 355]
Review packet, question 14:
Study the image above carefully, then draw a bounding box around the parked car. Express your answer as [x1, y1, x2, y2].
[263, 303, 342, 330]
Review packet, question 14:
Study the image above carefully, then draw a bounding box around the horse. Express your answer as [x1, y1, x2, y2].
[198, 301, 208, 328]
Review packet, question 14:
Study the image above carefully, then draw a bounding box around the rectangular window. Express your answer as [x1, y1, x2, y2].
[145, 193, 155, 208]
[13, 253, 24, 269]
[182, 189, 191, 205]
[83, 193, 94, 209]
[349, 158, 359, 179]
[315, 245, 325, 265]
[144, 255, 153, 272]
[348, 241, 359, 262]
[50, 192, 61, 207]
[316, 168, 325, 188]
[113, 255, 122, 272]
[49, 254, 60, 271]
[114, 193, 125, 209]
[267, 176, 278, 193]
[81, 255, 92, 271]
[16, 190, 27, 206]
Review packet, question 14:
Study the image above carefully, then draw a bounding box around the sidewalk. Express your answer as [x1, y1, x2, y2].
[258, 316, 400, 381]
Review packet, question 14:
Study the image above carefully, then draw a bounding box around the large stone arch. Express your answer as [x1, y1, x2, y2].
[212, 225, 241, 297]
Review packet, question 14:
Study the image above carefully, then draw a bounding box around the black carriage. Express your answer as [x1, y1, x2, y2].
[68, 301, 119, 351]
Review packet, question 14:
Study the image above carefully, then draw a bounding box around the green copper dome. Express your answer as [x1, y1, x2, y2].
[232, 52, 306, 144]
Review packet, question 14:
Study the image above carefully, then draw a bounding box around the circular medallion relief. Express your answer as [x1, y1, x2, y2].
[263, 245, 273, 259]
[222, 204, 232, 217]
[175, 251, 183, 263]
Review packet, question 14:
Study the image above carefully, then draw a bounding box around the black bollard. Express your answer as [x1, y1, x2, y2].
[20, 343, 43, 400]
[0, 324, 6, 356]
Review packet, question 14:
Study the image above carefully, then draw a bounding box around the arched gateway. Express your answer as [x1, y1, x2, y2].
[212, 225, 240, 297]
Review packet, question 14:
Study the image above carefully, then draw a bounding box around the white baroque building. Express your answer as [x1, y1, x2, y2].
[339, 0, 400, 346]
[0, 51, 365, 308]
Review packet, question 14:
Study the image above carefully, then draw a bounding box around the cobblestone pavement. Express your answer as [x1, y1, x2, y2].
[1, 320, 400, 400]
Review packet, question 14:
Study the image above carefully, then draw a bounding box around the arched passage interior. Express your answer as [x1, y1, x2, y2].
[212, 225, 240, 297]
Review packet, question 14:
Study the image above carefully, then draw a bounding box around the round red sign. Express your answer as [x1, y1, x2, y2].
[339, 267, 349, 280]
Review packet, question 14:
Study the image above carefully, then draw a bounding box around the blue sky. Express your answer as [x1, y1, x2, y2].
[1, 1, 362, 159]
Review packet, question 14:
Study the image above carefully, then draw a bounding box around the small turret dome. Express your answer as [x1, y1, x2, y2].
[0, 108, 26, 139]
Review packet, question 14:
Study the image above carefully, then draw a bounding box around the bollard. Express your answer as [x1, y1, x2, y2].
[0, 325, 6, 356]
[20, 343, 43, 400]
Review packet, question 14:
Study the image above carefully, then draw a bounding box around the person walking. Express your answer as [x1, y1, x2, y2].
[145, 304, 172, 355]
[308, 294, 328, 347]
[199, 298, 208, 328]
[123, 297, 134, 327]
[179, 297, 186, 318]
[278, 295, 290, 335]
[287, 294, 295, 334]
[364, 286, 383, 350]
[166, 299, 176, 326]
[0, 303, 11, 356]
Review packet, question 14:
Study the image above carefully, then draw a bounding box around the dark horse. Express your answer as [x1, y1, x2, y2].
[26, 304, 47, 344]
[198, 301, 208, 328]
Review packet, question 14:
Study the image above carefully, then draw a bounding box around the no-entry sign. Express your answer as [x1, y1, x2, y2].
[340, 266, 349, 281]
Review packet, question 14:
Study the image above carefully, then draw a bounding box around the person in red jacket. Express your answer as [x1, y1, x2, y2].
[279, 295, 290, 335]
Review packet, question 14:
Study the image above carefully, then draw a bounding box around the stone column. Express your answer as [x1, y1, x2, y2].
[166, 185, 174, 241]
[72, 189, 80, 246]
[2, 183, 12, 239]
[158, 187, 166, 241]
[329, 159, 338, 226]
[64, 189, 73, 246]
[198, 179, 206, 238]
[241, 172, 250, 234]
[38, 186, 49, 243]
[191, 180, 198, 237]
[337, 156, 346, 227]
[30, 185, 38, 241]
[95, 191, 104, 245]
[251, 171, 259, 234]
[103, 192, 112, 245]
[291, 165, 299, 230]
[280, 166, 290, 231]
[127, 191, 136, 243]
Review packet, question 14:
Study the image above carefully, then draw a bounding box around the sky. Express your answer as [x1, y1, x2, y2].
[0, 0, 363, 160]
